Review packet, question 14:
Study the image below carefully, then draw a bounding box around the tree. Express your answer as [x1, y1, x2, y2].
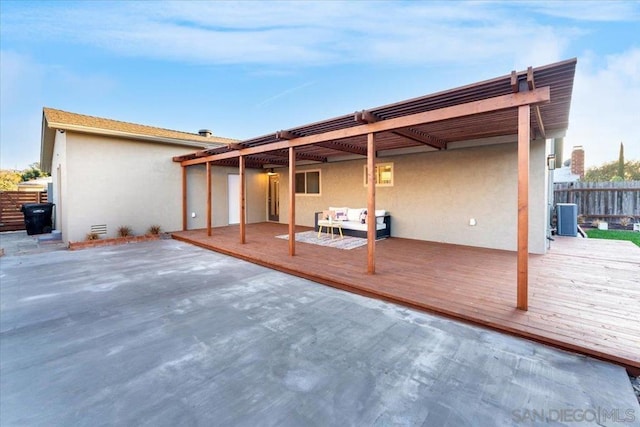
[584, 159, 640, 181]
[0, 170, 22, 191]
[616, 142, 624, 180]
[20, 162, 48, 182]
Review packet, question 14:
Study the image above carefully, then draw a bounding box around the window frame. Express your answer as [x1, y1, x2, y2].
[363, 162, 394, 187]
[294, 169, 321, 196]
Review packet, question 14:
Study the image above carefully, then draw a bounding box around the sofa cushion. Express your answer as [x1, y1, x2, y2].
[346, 208, 363, 222]
[341, 221, 386, 231]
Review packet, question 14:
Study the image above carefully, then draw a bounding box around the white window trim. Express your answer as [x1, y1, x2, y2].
[295, 169, 322, 196]
[363, 162, 394, 187]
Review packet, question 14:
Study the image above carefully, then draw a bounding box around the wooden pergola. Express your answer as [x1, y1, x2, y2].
[174, 58, 576, 311]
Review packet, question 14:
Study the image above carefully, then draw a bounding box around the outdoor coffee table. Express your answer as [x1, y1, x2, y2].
[317, 219, 343, 239]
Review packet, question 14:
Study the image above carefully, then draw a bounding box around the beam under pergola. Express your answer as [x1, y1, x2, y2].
[315, 141, 368, 156]
[269, 149, 328, 163]
[527, 67, 546, 139]
[279, 129, 367, 157]
[209, 159, 266, 169]
[248, 156, 289, 166]
[356, 110, 446, 150]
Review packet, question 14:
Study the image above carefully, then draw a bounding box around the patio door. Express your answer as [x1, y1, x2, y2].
[268, 174, 279, 222]
[228, 174, 240, 224]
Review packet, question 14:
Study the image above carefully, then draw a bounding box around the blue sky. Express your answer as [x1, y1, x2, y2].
[1, 0, 639, 170]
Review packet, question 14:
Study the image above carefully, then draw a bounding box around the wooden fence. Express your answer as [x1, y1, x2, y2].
[553, 181, 640, 222]
[0, 191, 48, 232]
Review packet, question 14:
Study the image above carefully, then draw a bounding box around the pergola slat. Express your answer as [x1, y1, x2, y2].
[181, 87, 550, 167]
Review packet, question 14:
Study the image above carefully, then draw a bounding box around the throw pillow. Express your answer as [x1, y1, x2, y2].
[331, 207, 348, 221]
[360, 209, 367, 224]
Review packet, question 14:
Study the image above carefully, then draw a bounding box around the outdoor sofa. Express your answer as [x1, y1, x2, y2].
[314, 207, 391, 239]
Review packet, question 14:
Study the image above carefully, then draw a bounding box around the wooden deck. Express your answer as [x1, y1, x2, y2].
[172, 223, 640, 372]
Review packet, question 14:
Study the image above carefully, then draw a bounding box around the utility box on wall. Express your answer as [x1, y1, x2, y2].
[556, 203, 577, 237]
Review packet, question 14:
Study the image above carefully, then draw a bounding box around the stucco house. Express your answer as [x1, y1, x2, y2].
[40, 108, 237, 243]
[40, 59, 576, 310]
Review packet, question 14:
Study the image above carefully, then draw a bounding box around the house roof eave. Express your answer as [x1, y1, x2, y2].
[46, 122, 223, 150]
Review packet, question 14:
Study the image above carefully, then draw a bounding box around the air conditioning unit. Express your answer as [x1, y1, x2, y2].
[556, 203, 577, 237]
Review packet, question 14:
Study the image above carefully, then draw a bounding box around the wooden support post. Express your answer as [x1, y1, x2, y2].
[206, 161, 212, 236]
[288, 147, 296, 256]
[367, 133, 376, 274]
[517, 105, 530, 310]
[239, 156, 246, 244]
[182, 166, 187, 231]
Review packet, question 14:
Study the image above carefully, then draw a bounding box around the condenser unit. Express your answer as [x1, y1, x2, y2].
[556, 203, 577, 237]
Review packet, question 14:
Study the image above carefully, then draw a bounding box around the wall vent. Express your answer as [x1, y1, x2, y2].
[90, 224, 107, 235]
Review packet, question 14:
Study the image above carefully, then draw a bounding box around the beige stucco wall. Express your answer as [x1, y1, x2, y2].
[278, 140, 548, 254]
[60, 133, 208, 242]
[185, 165, 267, 229]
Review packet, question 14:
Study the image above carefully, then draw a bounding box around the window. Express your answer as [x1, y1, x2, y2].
[295, 170, 321, 195]
[364, 162, 394, 186]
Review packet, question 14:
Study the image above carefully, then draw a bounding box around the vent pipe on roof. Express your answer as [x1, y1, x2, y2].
[198, 129, 213, 137]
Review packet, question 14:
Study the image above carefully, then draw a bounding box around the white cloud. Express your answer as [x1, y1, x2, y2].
[565, 48, 640, 167]
[1, 1, 638, 170]
[525, 1, 640, 22]
[255, 81, 317, 108]
[1, 1, 581, 68]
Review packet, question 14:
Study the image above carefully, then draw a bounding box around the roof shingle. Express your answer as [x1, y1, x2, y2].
[43, 108, 237, 146]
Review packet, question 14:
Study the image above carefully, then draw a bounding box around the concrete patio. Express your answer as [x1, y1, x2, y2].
[1, 239, 638, 426]
[0, 230, 67, 257]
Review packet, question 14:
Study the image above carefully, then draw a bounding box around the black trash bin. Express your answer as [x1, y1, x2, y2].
[21, 203, 55, 236]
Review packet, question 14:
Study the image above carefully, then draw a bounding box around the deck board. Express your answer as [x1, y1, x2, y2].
[172, 223, 640, 370]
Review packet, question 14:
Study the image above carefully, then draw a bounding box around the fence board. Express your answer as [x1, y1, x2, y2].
[0, 191, 48, 232]
[554, 181, 640, 222]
